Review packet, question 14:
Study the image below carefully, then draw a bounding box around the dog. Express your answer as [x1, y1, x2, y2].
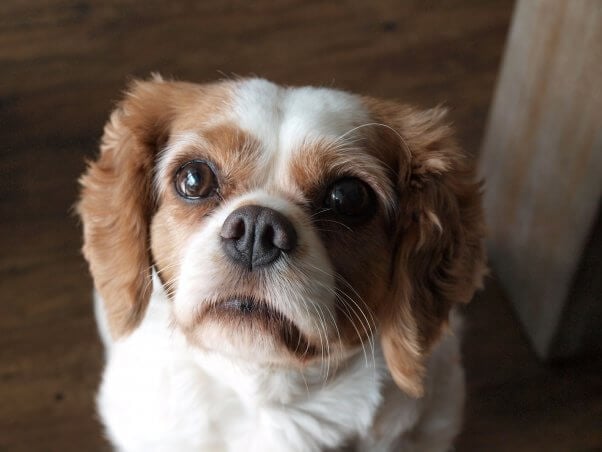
[78, 76, 486, 451]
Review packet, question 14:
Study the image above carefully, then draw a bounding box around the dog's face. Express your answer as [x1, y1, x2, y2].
[79, 78, 485, 396]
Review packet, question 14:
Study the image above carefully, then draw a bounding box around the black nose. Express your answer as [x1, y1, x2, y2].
[220, 205, 297, 269]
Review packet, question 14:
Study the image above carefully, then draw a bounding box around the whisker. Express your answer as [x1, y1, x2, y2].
[333, 286, 376, 369]
[315, 281, 370, 368]
[289, 266, 334, 383]
[329, 122, 412, 164]
[308, 207, 333, 219]
[305, 263, 377, 370]
[313, 301, 333, 386]
[313, 218, 353, 232]
[306, 263, 376, 334]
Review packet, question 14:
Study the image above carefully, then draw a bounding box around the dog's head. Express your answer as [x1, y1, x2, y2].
[78, 77, 485, 397]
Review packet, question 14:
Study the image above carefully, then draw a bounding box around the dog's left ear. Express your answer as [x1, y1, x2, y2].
[78, 77, 196, 339]
[366, 100, 487, 397]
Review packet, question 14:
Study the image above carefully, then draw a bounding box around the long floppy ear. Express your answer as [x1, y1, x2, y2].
[368, 101, 487, 397]
[78, 77, 187, 339]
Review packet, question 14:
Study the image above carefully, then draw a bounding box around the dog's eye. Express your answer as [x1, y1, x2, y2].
[174, 160, 217, 200]
[324, 178, 375, 219]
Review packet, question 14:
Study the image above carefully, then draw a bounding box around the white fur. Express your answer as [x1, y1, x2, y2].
[96, 283, 464, 452]
[228, 79, 373, 188]
[230, 79, 370, 156]
[95, 79, 466, 451]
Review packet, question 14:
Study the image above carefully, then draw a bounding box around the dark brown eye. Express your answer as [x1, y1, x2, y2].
[174, 160, 217, 200]
[324, 178, 375, 219]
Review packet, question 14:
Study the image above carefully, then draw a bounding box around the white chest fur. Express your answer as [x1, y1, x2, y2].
[95, 288, 464, 452]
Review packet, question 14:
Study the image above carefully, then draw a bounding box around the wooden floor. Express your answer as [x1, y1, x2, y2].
[1, 1, 600, 450]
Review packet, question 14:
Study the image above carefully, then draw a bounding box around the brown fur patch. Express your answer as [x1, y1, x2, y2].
[286, 140, 396, 353]
[272, 112, 485, 388]
[288, 138, 397, 215]
[361, 97, 487, 397]
[78, 78, 233, 338]
[151, 124, 262, 289]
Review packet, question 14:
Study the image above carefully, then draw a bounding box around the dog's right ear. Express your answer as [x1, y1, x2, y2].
[77, 77, 195, 339]
[364, 100, 486, 397]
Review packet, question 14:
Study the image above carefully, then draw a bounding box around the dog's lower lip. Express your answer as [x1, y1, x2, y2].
[210, 297, 282, 319]
[201, 296, 319, 360]
[221, 298, 256, 314]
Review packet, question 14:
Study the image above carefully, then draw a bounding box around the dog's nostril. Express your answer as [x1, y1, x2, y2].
[269, 216, 296, 252]
[221, 216, 245, 240]
[259, 224, 275, 250]
[263, 224, 275, 241]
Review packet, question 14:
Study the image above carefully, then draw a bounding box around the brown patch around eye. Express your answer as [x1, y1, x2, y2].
[200, 125, 262, 196]
[165, 124, 262, 200]
[288, 140, 396, 215]
[288, 142, 339, 197]
[285, 139, 398, 351]
[151, 124, 263, 293]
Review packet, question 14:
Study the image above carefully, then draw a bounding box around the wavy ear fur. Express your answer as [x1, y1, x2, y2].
[369, 101, 487, 397]
[78, 78, 190, 338]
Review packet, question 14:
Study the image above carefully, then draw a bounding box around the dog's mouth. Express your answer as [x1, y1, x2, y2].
[216, 297, 272, 316]
[201, 296, 319, 360]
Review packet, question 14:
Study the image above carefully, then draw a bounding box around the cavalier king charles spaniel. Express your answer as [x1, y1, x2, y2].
[78, 76, 486, 452]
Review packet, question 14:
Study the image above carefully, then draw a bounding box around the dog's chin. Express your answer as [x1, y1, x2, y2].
[183, 296, 321, 365]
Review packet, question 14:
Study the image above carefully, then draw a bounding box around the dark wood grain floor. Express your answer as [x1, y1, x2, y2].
[1, 1, 600, 451]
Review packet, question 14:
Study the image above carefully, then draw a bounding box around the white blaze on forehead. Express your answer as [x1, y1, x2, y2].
[228, 78, 371, 178]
